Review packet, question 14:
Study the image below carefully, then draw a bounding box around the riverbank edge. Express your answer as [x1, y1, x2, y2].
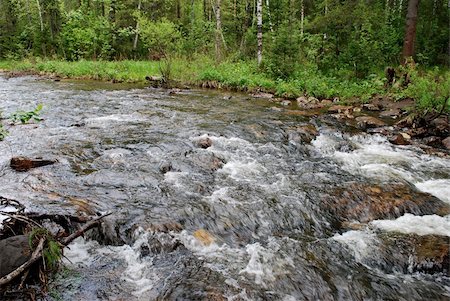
[0, 60, 449, 155]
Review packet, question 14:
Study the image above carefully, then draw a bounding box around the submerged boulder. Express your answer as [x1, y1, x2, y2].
[0, 235, 31, 278]
[355, 116, 386, 130]
[322, 182, 450, 229]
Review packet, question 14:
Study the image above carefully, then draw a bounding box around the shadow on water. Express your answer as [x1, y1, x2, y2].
[0, 75, 449, 300]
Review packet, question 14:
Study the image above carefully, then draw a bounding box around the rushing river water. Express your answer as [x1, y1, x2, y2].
[0, 76, 449, 300]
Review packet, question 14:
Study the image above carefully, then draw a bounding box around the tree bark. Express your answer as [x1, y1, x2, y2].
[215, 0, 223, 61]
[133, 0, 142, 51]
[257, 0, 262, 66]
[401, 0, 420, 64]
[300, 0, 304, 36]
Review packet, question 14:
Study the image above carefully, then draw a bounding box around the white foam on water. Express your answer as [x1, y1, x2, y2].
[415, 179, 450, 204]
[85, 113, 146, 127]
[63, 231, 159, 298]
[164, 171, 189, 188]
[239, 243, 275, 286]
[219, 161, 267, 182]
[332, 230, 378, 262]
[371, 213, 450, 236]
[312, 132, 450, 191]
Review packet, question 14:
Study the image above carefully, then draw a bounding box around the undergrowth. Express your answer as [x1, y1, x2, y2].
[1, 58, 449, 116]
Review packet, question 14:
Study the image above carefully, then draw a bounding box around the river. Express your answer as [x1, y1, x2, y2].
[0, 76, 449, 300]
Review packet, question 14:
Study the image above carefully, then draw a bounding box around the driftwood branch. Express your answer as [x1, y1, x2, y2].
[62, 212, 112, 245]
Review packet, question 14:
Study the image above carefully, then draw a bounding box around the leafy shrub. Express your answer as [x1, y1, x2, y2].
[11, 104, 43, 124]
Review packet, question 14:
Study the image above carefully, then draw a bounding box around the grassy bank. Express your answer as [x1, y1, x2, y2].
[0, 58, 448, 114]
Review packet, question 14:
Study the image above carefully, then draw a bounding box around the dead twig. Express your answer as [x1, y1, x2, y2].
[62, 212, 112, 245]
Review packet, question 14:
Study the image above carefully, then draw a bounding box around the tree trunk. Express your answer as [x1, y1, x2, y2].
[401, 0, 420, 64]
[265, 0, 274, 35]
[36, 0, 44, 32]
[300, 0, 304, 36]
[133, 0, 142, 51]
[215, 0, 223, 61]
[257, 0, 262, 66]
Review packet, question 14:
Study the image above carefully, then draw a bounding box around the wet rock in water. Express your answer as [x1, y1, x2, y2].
[286, 125, 319, 144]
[251, 92, 274, 99]
[407, 127, 428, 138]
[169, 88, 182, 95]
[222, 95, 232, 100]
[146, 222, 183, 233]
[159, 161, 173, 174]
[442, 137, 450, 150]
[193, 229, 215, 246]
[280, 100, 292, 106]
[323, 183, 450, 229]
[355, 116, 386, 130]
[270, 106, 283, 112]
[297, 96, 323, 109]
[296, 96, 308, 105]
[362, 103, 382, 111]
[328, 105, 352, 114]
[379, 234, 449, 275]
[379, 108, 402, 118]
[422, 136, 443, 148]
[195, 137, 213, 149]
[389, 134, 410, 145]
[430, 117, 450, 136]
[10, 156, 56, 172]
[0, 235, 31, 278]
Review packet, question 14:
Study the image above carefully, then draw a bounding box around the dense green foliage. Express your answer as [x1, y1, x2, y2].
[1, 0, 448, 69]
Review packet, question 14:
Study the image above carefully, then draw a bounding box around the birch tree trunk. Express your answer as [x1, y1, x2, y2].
[300, 0, 304, 36]
[401, 0, 420, 64]
[257, 0, 263, 66]
[133, 0, 142, 51]
[215, 0, 223, 61]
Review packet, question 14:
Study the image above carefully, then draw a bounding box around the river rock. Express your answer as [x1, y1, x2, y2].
[195, 137, 213, 149]
[280, 100, 292, 106]
[251, 92, 274, 99]
[379, 108, 402, 118]
[362, 103, 382, 111]
[10, 156, 56, 172]
[287, 125, 319, 144]
[422, 136, 443, 148]
[0, 235, 31, 278]
[296, 96, 308, 105]
[379, 234, 449, 275]
[389, 134, 410, 145]
[442, 137, 450, 150]
[323, 182, 450, 229]
[355, 116, 386, 130]
[193, 229, 215, 246]
[328, 105, 352, 113]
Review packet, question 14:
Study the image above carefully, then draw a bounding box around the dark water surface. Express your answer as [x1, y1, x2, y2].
[0, 76, 449, 300]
